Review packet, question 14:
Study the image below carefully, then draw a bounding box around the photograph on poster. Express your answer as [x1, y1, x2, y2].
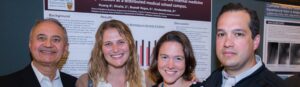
[291, 44, 300, 65]
[267, 43, 300, 65]
[278, 43, 290, 64]
[267, 42, 279, 64]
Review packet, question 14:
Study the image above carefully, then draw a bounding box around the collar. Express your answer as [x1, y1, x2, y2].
[31, 62, 61, 82]
[222, 55, 263, 86]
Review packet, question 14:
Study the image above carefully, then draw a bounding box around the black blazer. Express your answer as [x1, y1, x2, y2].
[0, 65, 77, 87]
[203, 64, 286, 87]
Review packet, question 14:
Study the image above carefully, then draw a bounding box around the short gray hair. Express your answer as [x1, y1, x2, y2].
[29, 18, 68, 44]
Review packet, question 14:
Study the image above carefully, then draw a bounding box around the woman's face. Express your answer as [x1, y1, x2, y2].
[102, 28, 130, 68]
[158, 41, 186, 84]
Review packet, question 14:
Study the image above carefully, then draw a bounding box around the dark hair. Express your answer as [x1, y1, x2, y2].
[217, 3, 260, 39]
[149, 31, 196, 84]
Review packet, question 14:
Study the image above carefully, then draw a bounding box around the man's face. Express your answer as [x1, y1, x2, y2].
[216, 11, 260, 73]
[29, 22, 68, 66]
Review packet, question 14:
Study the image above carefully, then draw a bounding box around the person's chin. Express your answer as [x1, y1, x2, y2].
[163, 76, 180, 84]
[110, 62, 126, 68]
[164, 80, 177, 85]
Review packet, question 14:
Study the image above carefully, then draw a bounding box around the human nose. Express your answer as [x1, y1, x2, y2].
[224, 36, 233, 48]
[112, 44, 119, 53]
[167, 58, 175, 69]
[44, 39, 53, 47]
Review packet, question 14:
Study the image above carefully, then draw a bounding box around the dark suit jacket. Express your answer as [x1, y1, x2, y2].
[286, 73, 300, 87]
[203, 64, 286, 87]
[0, 64, 77, 87]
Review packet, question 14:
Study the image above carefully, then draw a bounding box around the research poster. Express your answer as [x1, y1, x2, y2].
[44, 0, 212, 80]
[263, 3, 300, 73]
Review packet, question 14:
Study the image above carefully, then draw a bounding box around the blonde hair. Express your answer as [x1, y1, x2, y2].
[88, 20, 142, 87]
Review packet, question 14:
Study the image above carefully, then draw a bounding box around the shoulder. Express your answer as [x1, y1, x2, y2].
[151, 84, 159, 87]
[0, 65, 35, 87]
[1, 65, 33, 80]
[60, 72, 77, 87]
[60, 72, 77, 79]
[60, 71, 77, 82]
[202, 67, 223, 87]
[285, 74, 300, 87]
[76, 73, 89, 87]
[203, 67, 223, 82]
[259, 66, 284, 81]
[286, 73, 300, 81]
[0, 71, 23, 86]
[209, 67, 223, 76]
[77, 73, 89, 82]
[1, 70, 23, 79]
[190, 82, 204, 87]
[251, 66, 286, 87]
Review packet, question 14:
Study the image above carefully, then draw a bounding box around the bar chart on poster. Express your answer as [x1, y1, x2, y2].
[44, 0, 212, 80]
[136, 40, 156, 67]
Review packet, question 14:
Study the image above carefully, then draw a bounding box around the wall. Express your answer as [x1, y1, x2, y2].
[0, 0, 43, 75]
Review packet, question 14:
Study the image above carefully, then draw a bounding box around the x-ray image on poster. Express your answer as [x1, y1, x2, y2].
[278, 43, 290, 64]
[267, 42, 279, 64]
[290, 44, 300, 65]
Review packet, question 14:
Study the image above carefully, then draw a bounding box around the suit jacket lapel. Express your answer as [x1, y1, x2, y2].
[20, 65, 41, 87]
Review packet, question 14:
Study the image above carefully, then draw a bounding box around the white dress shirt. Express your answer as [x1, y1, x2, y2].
[31, 62, 63, 87]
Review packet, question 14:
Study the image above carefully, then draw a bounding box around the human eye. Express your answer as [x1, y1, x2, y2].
[216, 31, 225, 38]
[175, 56, 184, 61]
[234, 32, 245, 37]
[104, 42, 112, 47]
[159, 55, 168, 60]
[52, 36, 61, 43]
[118, 40, 126, 45]
[37, 35, 46, 41]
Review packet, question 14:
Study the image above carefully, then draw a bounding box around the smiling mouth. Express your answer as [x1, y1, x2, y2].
[165, 70, 177, 75]
[111, 53, 124, 58]
[39, 49, 56, 54]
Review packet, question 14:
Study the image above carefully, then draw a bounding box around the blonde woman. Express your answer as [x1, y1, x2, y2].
[76, 20, 145, 87]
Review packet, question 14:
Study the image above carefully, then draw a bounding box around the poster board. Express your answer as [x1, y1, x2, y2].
[263, 3, 300, 74]
[44, 0, 212, 80]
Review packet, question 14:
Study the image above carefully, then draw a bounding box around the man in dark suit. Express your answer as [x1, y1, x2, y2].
[0, 18, 77, 87]
[203, 3, 285, 87]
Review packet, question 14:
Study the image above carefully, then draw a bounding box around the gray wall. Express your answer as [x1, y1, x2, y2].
[0, 0, 266, 76]
[0, 0, 43, 75]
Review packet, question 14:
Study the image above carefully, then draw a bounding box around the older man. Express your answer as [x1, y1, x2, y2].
[1, 18, 76, 87]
